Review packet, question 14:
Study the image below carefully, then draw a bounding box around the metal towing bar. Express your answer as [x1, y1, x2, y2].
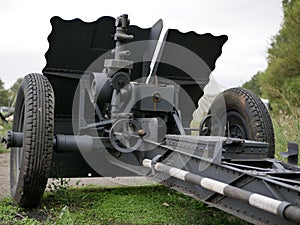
[143, 160, 300, 224]
[141, 135, 300, 225]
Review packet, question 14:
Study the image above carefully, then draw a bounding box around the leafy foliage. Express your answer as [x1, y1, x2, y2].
[0, 78, 23, 107]
[10, 78, 23, 96]
[272, 110, 300, 159]
[0, 79, 9, 107]
[243, 0, 300, 114]
[242, 72, 263, 97]
[242, 0, 300, 158]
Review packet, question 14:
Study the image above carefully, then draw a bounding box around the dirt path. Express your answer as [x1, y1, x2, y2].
[0, 153, 10, 199]
[0, 153, 153, 200]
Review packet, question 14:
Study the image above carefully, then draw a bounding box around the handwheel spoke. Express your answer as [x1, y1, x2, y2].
[113, 131, 124, 141]
[124, 139, 130, 148]
[109, 119, 143, 153]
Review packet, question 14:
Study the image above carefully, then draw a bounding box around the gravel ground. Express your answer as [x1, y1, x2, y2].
[0, 153, 10, 199]
[0, 152, 154, 200]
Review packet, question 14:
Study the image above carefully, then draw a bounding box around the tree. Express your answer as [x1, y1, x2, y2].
[0, 78, 9, 106]
[10, 78, 23, 94]
[260, 0, 300, 111]
[242, 72, 263, 97]
[0, 78, 4, 90]
[8, 78, 23, 107]
[0, 78, 23, 107]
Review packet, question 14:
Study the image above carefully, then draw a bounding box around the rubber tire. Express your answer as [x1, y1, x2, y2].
[207, 87, 275, 158]
[10, 73, 54, 208]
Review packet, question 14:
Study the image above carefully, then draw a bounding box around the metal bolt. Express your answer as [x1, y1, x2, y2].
[137, 129, 146, 137]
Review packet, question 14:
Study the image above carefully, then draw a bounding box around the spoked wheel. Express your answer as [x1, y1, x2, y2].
[200, 87, 275, 158]
[225, 111, 248, 139]
[10, 73, 54, 208]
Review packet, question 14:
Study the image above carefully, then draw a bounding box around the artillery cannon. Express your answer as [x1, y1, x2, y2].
[2, 14, 300, 224]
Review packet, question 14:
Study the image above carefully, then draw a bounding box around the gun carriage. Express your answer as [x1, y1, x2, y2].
[2, 14, 300, 225]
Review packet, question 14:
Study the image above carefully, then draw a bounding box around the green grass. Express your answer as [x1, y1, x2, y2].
[0, 185, 246, 225]
[271, 109, 300, 162]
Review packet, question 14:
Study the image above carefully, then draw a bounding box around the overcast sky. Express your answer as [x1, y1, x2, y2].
[0, 0, 283, 89]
